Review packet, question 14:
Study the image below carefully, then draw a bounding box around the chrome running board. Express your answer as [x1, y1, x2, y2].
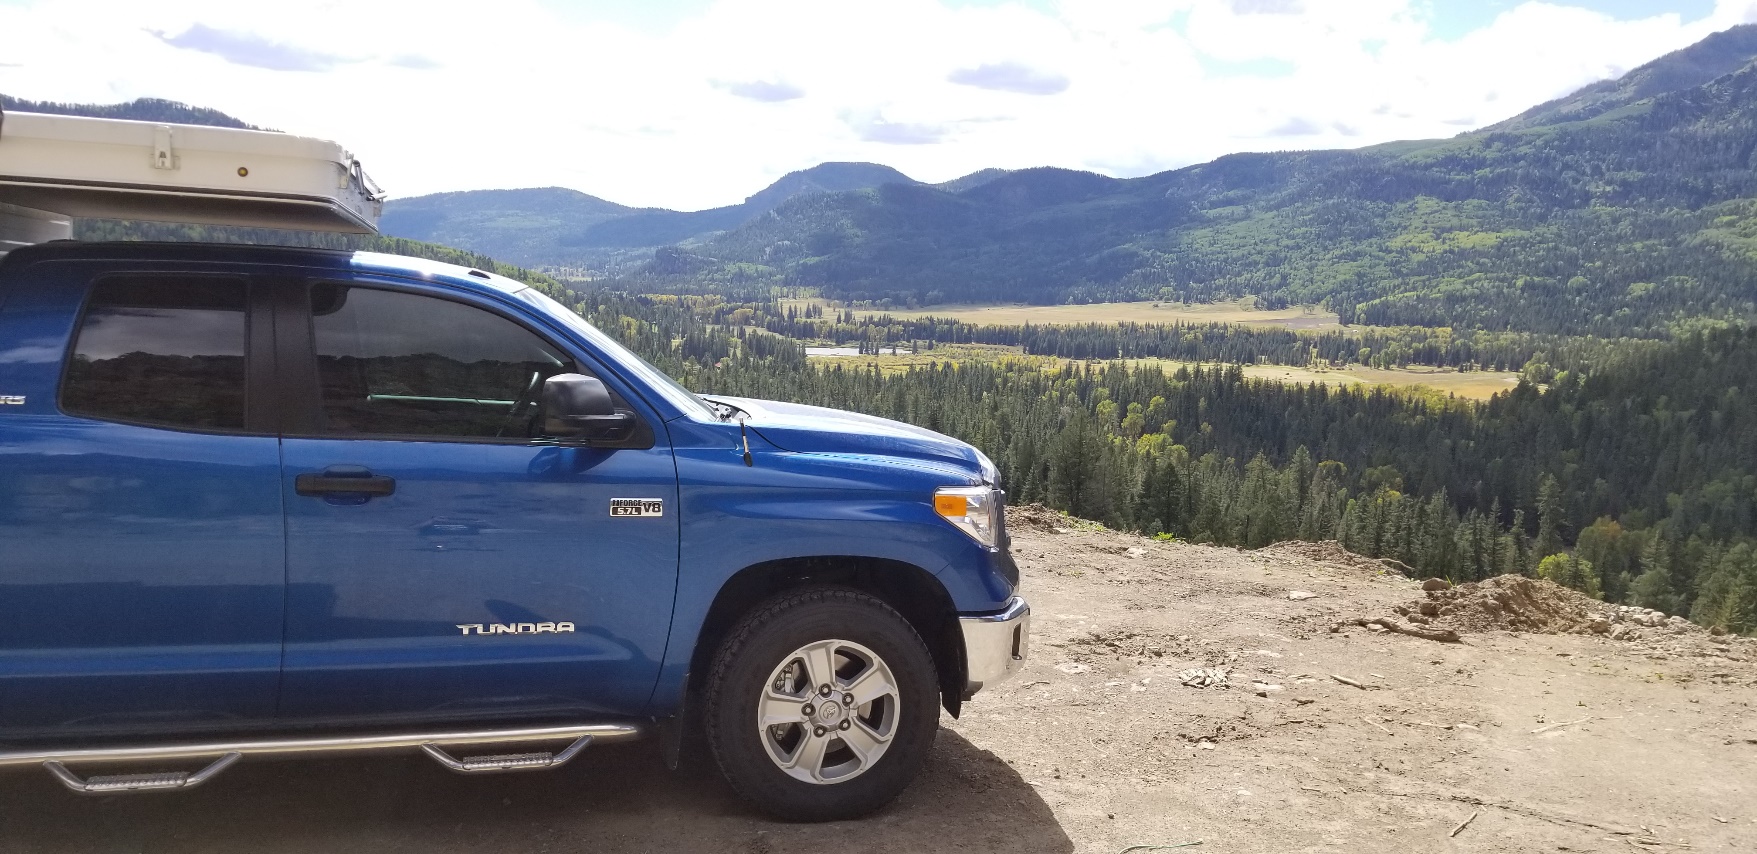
[0, 722, 646, 794]
[420, 734, 593, 774]
[43, 752, 242, 793]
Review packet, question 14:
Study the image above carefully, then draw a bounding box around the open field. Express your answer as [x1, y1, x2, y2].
[808, 346, 1523, 400]
[872, 301, 1345, 331]
[775, 297, 1346, 331]
[1171, 360, 1522, 400]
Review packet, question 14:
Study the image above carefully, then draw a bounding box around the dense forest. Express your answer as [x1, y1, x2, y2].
[548, 283, 1757, 634]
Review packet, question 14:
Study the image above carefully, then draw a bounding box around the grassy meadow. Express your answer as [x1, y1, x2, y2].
[807, 345, 1522, 400]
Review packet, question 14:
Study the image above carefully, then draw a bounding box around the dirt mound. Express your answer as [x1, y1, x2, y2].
[1394, 575, 1613, 635]
[1257, 540, 1411, 576]
[1006, 503, 1070, 533]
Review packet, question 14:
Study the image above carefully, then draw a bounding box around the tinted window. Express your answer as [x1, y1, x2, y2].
[62, 277, 248, 431]
[309, 284, 577, 438]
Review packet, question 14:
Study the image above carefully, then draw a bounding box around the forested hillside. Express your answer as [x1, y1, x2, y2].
[633, 26, 1757, 337]
[381, 162, 919, 266]
[0, 94, 263, 129]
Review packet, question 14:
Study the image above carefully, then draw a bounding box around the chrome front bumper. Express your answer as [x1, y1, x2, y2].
[959, 596, 1030, 698]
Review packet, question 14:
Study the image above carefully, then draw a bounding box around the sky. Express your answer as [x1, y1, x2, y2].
[1, 0, 1753, 210]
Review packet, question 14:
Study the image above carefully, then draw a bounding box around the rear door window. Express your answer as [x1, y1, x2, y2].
[306, 283, 578, 439]
[61, 277, 249, 431]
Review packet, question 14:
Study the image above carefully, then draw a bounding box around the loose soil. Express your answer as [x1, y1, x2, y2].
[2, 509, 1753, 852]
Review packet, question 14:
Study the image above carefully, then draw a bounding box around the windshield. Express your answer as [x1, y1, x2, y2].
[514, 288, 717, 419]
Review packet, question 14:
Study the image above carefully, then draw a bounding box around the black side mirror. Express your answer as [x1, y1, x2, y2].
[542, 373, 635, 440]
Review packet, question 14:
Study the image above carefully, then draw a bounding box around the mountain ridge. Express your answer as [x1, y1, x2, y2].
[382, 161, 920, 264]
[631, 23, 1757, 336]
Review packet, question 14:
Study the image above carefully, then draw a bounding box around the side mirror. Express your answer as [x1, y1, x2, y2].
[542, 373, 635, 440]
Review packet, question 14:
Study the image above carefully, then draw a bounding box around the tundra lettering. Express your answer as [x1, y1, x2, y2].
[455, 622, 577, 636]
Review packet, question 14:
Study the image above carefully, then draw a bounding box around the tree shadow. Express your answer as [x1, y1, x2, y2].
[0, 727, 1072, 853]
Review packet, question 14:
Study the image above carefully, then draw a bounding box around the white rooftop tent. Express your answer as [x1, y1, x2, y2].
[0, 106, 382, 255]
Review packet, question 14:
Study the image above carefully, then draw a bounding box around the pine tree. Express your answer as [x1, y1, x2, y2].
[1534, 474, 1565, 560]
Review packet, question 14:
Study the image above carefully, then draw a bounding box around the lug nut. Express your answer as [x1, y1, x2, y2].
[843, 693, 855, 706]
[814, 726, 826, 737]
[820, 685, 832, 697]
[839, 720, 851, 731]
[802, 704, 815, 716]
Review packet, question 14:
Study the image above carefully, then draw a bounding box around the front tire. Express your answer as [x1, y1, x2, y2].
[704, 587, 940, 821]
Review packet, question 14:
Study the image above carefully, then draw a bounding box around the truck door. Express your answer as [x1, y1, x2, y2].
[274, 279, 679, 722]
[0, 271, 285, 736]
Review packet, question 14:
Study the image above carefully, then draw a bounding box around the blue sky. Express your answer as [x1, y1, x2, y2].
[1, 1, 1749, 208]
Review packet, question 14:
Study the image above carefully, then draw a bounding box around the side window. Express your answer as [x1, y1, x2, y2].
[308, 283, 579, 439]
[62, 277, 248, 431]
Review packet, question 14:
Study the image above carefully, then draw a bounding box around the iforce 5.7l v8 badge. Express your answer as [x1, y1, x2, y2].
[611, 498, 665, 518]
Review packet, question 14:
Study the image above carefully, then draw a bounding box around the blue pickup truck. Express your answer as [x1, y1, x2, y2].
[0, 241, 1029, 820]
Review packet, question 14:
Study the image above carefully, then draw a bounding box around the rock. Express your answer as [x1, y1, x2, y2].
[1176, 667, 1231, 688]
[1422, 578, 1452, 592]
[1710, 625, 1727, 637]
[1407, 613, 1431, 624]
[1251, 682, 1284, 697]
[1587, 616, 1610, 634]
[1418, 601, 1440, 617]
[1609, 625, 1638, 641]
[1288, 590, 1319, 601]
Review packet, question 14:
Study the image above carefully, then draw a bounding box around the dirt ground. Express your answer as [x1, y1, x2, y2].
[3, 510, 1754, 853]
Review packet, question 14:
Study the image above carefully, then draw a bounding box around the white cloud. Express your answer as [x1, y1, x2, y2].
[0, 0, 1749, 210]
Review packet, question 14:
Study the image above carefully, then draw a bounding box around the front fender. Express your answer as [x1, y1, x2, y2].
[645, 421, 1015, 714]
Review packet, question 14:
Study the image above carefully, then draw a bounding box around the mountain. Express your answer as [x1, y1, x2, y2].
[934, 168, 1013, 193]
[1494, 23, 1757, 130]
[378, 187, 637, 267]
[0, 95, 264, 129]
[381, 161, 919, 266]
[639, 24, 1757, 336]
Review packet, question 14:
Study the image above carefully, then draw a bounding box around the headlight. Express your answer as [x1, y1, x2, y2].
[935, 486, 1002, 548]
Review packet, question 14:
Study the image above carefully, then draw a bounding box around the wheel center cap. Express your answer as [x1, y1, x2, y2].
[817, 701, 842, 722]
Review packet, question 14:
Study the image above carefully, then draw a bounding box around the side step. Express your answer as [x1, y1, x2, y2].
[0, 722, 645, 794]
[420, 735, 593, 774]
[43, 752, 242, 793]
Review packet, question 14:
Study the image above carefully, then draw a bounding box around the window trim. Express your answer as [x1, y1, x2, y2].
[279, 278, 656, 449]
[55, 273, 274, 438]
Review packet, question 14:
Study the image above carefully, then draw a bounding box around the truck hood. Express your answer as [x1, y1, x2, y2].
[702, 396, 992, 482]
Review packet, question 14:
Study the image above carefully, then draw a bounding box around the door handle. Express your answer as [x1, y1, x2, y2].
[296, 469, 397, 498]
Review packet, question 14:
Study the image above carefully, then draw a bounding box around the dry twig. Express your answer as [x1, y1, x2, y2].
[1531, 716, 1593, 734]
[1450, 810, 1479, 837]
[1334, 616, 1462, 642]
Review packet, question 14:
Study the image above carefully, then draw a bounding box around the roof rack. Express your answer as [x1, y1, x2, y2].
[0, 105, 383, 254]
